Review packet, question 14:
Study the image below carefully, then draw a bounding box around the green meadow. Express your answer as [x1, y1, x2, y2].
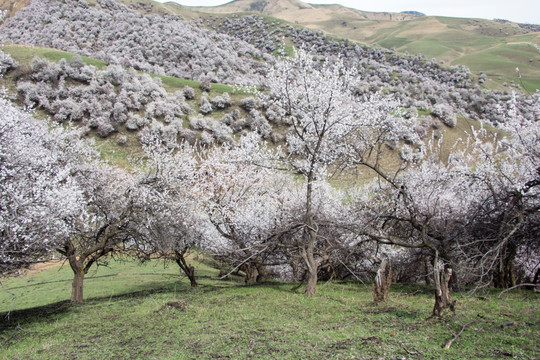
[1, 258, 538, 359]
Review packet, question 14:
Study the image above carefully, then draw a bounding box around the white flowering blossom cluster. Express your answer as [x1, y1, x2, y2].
[0, 94, 91, 275]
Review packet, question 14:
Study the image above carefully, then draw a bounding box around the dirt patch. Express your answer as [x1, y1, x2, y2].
[3, 260, 65, 279]
[159, 301, 187, 312]
[29, 260, 63, 273]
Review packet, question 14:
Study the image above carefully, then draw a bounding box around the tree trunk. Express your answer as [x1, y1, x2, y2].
[424, 258, 431, 285]
[302, 208, 320, 296]
[373, 259, 392, 304]
[305, 267, 318, 296]
[71, 270, 85, 303]
[186, 265, 197, 287]
[302, 225, 319, 296]
[302, 161, 320, 297]
[255, 264, 267, 282]
[242, 264, 259, 284]
[175, 251, 197, 287]
[493, 243, 517, 288]
[65, 246, 86, 303]
[432, 256, 454, 317]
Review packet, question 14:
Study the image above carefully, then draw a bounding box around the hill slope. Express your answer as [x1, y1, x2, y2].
[2, 0, 539, 90]
[188, 0, 540, 92]
[1, 0, 538, 150]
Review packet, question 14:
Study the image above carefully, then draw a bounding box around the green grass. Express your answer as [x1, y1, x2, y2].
[401, 38, 460, 58]
[2, 44, 108, 69]
[453, 42, 540, 92]
[1, 258, 538, 359]
[90, 132, 145, 169]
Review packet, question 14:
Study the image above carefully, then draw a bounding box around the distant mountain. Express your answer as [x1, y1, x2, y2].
[191, 0, 420, 21]
[401, 11, 425, 17]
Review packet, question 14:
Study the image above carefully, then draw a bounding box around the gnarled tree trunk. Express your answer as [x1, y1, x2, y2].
[59, 233, 117, 303]
[241, 263, 259, 284]
[302, 241, 321, 296]
[70, 265, 85, 303]
[432, 255, 454, 317]
[373, 258, 392, 304]
[63, 241, 86, 303]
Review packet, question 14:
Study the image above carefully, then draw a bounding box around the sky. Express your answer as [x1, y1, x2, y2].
[156, 0, 540, 25]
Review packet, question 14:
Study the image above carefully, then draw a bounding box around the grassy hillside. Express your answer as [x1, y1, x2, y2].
[2, 44, 108, 68]
[293, 15, 540, 91]
[1, 258, 538, 359]
[186, 0, 540, 92]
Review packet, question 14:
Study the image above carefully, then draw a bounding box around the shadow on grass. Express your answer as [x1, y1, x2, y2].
[2, 273, 119, 291]
[4, 271, 195, 292]
[0, 276, 248, 333]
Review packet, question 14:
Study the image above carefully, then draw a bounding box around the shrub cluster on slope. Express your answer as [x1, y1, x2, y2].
[16, 56, 189, 139]
[0, 0, 268, 85]
[209, 14, 540, 125]
[13, 55, 278, 145]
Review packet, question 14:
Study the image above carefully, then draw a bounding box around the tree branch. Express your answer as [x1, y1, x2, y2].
[444, 321, 475, 350]
[497, 283, 537, 299]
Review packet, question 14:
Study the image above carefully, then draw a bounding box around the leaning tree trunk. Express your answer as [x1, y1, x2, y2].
[373, 259, 392, 304]
[432, 255, 454, 317]
[174, 251, 197, 287]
